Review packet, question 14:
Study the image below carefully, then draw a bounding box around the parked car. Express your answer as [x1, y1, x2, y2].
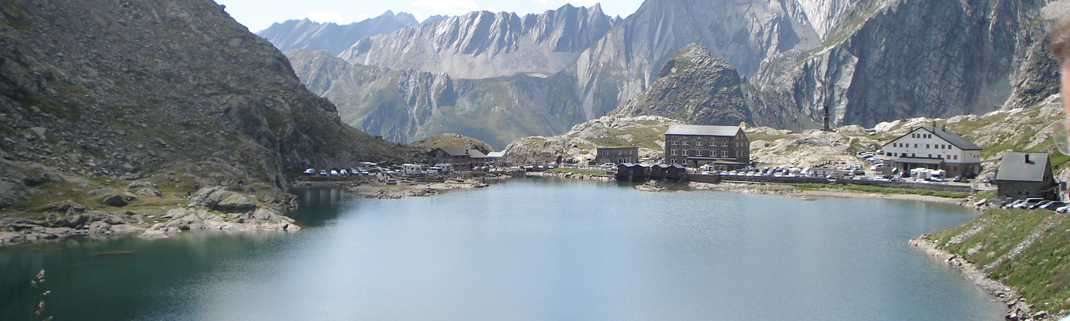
[319, 170, 328, 176]
[329, 170, 339, 176]
[1012, 198, 1045, 209]
[1057, 205, 1070, 213]
[1038, 201, 1066, 211]
[339, 169, 349, 176]
[303, 168, 316, 175]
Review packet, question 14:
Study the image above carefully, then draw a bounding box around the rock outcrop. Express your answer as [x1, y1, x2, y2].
[410, 133, 495, 154]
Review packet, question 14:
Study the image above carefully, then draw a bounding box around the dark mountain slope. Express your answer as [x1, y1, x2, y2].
[0, 0, 412, 213]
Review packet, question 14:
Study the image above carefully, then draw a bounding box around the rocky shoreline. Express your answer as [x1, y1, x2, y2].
[909, 237, 1056, 321]
[524, 171, 615, 181]
[0, 186, 300, 246]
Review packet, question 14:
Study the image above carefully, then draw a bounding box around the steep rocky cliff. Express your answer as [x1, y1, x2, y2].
[257, 11, 418, 55]
[338, 4, 619, 79]
[751, 0, 1056, 128]
[0, 0, 412, 214]
[564, 0, 822, 120]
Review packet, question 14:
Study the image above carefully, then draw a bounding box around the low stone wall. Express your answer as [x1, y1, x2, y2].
[839, 179, 973, 193]
[688, 174, 721, 184]
[713, 175, 828, 184]
[684, 174, 973, 193]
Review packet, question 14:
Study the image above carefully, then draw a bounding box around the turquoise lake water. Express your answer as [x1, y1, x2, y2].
[0, 178, 1004, 320]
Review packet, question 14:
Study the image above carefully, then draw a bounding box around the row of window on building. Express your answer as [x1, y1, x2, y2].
[890, 142, 957, 150]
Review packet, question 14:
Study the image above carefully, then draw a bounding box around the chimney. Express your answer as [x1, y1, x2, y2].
[1025, 154, 1031, 164]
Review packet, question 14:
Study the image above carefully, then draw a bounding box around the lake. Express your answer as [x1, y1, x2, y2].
[0, 178, 1004, 320]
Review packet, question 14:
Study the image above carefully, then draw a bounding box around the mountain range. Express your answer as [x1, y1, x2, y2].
[257, 11, 419, 55]
[266, 0, 1064, 151]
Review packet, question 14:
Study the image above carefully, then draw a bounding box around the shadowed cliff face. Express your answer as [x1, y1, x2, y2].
[0, 0, 413, 208]
[338, 4, 619, 79]
[752, 0, 1057, 128]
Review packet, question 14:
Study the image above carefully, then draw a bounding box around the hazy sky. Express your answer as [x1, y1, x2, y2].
[215, 0, 646, 33]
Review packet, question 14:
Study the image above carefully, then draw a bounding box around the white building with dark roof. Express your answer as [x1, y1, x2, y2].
[996, 152, 1058, 200]
[663, 125, 749, 169]
[882, 125, 982, 178]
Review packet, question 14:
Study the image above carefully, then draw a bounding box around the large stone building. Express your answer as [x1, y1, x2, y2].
[663, 125, 749, 169]
[882, 125, 982, 178]
[595, 147, 639, 164]
[996, 152, 1058, 200]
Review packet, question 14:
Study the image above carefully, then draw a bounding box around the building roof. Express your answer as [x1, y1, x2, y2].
[665, 125, 740, 137]
[996, 152, 1051, 182]
[436, 147, 487, 158]
[886, 126, 982, 150]
[486, 151, 505, 158]
[596, 146, 638, 150]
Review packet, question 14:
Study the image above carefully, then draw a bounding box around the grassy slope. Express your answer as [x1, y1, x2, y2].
[927, 209, 1070, 314]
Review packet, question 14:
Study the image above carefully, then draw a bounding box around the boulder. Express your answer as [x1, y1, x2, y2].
[101, 194, 127, 207]
[215, 192, 256, 212]
[189, 186, 257, 212]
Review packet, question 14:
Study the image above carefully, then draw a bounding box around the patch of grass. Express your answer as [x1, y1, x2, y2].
[547, 168, 607, 176]
[927, 209, 1070, 314]
[792, 183, 968, 198]
[747, 132, 790, 143]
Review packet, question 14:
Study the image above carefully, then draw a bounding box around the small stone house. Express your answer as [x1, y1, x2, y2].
[995, 152, 1058, 200]
[595, 147, 639, 164]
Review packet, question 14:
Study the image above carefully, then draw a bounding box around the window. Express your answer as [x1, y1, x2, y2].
[671, 149, 677, 156]
[683, 141, 688, 146]
[954, 155, 958, 160]
[928, 154, 932, 158]
[696, 150, 703, 157]
[926, 144, 930, 149]
[696, 142, 702, 147]
[722, 151, 728, 157]
[672, 141, 678, 145]
[683, 150, 689, 156]
[914, 144, 918, 148]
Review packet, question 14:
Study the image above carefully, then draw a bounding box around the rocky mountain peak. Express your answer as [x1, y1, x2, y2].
[338, 4, 618, 79]
[610, 43, 752, 126]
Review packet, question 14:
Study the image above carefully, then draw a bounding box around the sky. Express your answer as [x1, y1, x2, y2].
[215, 0, 646, 33]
